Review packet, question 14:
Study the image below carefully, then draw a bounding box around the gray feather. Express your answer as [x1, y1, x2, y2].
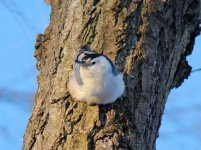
[73, 62, 83, 86]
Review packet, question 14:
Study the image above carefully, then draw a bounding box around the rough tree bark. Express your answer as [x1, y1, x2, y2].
[23, 0, 200, 150]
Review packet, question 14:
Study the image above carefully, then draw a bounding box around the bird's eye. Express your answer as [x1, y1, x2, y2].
[92, 62, 96, 65]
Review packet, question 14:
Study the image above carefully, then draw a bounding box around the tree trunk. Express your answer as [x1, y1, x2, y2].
[23, 0, 200, 150]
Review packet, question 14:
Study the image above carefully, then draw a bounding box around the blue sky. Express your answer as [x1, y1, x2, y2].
[0, 1, 200, 150]
[0, 0, 50, 150]
[157, 35, 201, 150]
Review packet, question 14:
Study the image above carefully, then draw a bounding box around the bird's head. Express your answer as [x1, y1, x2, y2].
[76, 52, 118, 76]
[73, 45, 118, 84]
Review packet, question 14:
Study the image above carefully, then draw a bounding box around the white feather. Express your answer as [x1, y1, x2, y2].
[68, 55, 125, 104]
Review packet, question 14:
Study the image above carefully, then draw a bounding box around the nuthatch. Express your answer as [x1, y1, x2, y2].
[68, 46, 125, 104]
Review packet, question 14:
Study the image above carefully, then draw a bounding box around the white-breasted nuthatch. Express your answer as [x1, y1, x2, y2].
[68, 46, 125, 105]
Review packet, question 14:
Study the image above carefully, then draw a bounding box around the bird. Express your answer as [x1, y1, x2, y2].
[68, 45, 125, 105]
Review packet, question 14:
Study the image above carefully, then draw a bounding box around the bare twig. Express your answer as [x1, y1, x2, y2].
[192, 68, 201, 73]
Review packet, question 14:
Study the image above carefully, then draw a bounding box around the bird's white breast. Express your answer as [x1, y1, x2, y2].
[68, 70, 124, 104]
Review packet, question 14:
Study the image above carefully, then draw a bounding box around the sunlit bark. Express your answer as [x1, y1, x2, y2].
[23, 0, 200, 149]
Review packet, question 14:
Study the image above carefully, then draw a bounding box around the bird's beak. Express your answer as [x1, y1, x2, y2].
[74, 60, 88, 67]
[75, 60, 83, 64]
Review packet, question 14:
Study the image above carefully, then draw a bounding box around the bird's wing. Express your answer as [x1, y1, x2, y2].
[73, 62, 83, 86]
